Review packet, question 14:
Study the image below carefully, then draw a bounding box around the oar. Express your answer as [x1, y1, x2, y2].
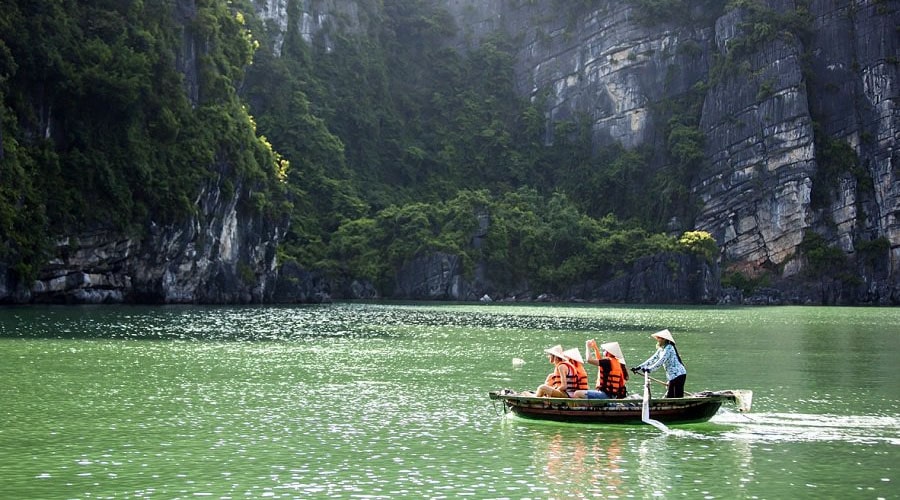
[648, 374, 669, 387]
[641, 370, 670, 432]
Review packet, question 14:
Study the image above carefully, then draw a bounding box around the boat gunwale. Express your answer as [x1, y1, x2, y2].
[488, 390, 737, 408]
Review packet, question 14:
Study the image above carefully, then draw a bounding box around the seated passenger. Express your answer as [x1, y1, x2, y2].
[573, 340, 629, 399]
[563, 347, 590, 395]
[535, 345, 579, 398]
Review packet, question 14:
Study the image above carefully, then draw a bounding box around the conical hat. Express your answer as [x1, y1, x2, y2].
[600, 341, 626, 364]
[543, 344, 566, 359]
[651, 329, 675, 344]
[562, 347, 584, 364]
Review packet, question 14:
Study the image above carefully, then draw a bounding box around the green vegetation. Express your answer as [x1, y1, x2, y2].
[856, 237, 890, 273]
[799, 230, 848, 278]
[626, 0, 726, 26]
[677, 231, 717, 262]
[721, 269, 771, 294]
[0, 0, 288, 282]
[810, 131, 869, 210]
[327, 188, 693, 294]
[723, 0, 813, 53]
[708, 0, 813, 83]
[2, 0, 723, 295]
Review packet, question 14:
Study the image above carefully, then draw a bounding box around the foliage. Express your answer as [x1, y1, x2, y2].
[677, 230, 718, 262]
[626, 0, 726, 26]
[708, 1, 812, 84]
[799, 230, 847, 278]
[855, 237, 890, 271]
[724, 0, 813, 54]
[721, 269, 771, 294]
[810, 132, 863, 209]
[856, 237, 890, 255]
[0, 0, 289, 283]
[327, 188, 679, 293]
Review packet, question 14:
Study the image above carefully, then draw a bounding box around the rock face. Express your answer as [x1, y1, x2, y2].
[409, 0, 900, 303]
[17, 175, 281, 304]
[394, 252, 475, 301]
[4, 0, 897, 305]
[575, 253, 720, 304]
[696, 6, 816, 274]
[391, 250, 718, 304]
[0, 0, 283, 305]
[255, 0, 366, 56]
[271, 262, 333, 303]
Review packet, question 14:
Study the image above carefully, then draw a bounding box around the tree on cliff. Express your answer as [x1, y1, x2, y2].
[0, 0, 289, 285]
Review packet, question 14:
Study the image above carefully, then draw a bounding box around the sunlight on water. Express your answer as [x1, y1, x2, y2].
[1, 303, 898, 498]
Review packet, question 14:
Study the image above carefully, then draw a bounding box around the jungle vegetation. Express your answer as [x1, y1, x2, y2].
[1, 0, 729, 294]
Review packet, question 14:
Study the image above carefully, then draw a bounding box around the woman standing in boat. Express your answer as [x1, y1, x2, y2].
[573, 340, 629, 399]
[633, 329, 687, 398]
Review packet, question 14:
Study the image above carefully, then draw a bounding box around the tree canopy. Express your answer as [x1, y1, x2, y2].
[0, 0, 728, 294]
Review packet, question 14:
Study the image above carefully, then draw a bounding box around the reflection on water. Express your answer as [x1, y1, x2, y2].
[526, 430, 629, 497]
[515, 423, 767, 498]
[637, 435, 674, 497]
[635, 431, 758, 498]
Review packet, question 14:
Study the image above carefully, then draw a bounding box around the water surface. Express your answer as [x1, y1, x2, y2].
[1, 303, 897, 498]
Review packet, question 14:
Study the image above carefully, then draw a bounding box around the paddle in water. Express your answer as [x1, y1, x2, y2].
[641, 370, 670, 432]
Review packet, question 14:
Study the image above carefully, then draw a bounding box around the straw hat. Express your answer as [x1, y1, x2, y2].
[543, 344, 567, 359]
[562, 347, 584, 364]
[651, 329, 675, 344]
[600, 341, 626, 364]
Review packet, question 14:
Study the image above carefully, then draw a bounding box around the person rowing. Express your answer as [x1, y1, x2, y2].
[632, 329, 687, 398]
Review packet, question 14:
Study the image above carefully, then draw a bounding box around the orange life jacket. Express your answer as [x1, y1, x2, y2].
[548, 360, 585, 392]
[571, 361, 590, 391]
[596, 356, 628, 398]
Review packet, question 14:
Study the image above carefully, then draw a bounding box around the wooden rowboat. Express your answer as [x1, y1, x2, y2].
[488, 389, 752, 425]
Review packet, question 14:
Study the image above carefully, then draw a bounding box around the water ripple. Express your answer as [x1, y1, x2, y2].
[713, 411, 900, 445]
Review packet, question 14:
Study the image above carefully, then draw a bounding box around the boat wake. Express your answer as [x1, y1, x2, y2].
[711, 410, 900, 445]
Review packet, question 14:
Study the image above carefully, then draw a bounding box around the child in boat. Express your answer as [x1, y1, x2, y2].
[572, 340, 629, 399]
[633, 329, 687, 398]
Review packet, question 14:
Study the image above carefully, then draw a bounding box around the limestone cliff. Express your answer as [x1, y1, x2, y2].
[0, 0, 283, 304]
[438, 0, 898, 302]
[27, 175, 280, 304]
[280, 0, 896, 303]
[4, 0, 897, 305]
[245, 0, 900, 305]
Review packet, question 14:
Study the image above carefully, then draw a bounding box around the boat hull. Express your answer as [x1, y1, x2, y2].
[489, 390, 745, 424]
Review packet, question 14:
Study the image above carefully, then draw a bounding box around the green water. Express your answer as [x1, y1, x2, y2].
[1, 303, 897, 499]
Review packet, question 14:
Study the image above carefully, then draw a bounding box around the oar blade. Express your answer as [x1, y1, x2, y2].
[641, 371, 670, 433]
